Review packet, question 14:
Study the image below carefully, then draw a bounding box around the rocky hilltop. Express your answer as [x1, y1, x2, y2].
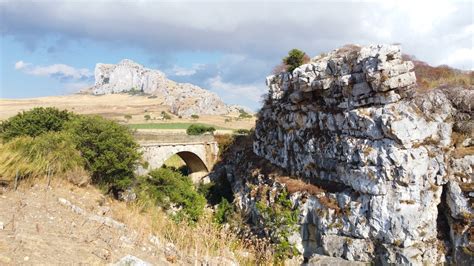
[85, 59, 245, 117]
[213, 44, 473, 264]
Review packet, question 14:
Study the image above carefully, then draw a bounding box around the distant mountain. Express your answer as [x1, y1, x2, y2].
[82, 59, 250, 117]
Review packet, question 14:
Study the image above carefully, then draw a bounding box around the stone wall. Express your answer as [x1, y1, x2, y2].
[251, 44, 472, 264]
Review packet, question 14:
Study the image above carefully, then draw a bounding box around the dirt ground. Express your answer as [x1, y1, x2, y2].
[0, 180, 192, 265]
[0, 94, 256, 130]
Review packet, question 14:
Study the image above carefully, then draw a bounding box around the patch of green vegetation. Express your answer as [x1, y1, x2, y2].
[283, 48, 310, 72]
[161, 111, 172, 120]
[234, 129, 251, 135]
[0, 107, 140, 191]
[128, 123, 229, 130]
[0, 107, 74, 142]
[0, 131, 84, 180]
[238, 109, 253, 119]
[137, 168, 206, 222]
[214, 198, 233, 224]
[191, 114, 199, 119]
[65, 115, 141, 190]
[127, 87, 148, 96]
[256, 189, 300, 261]
[186, 124, 216, 135]
[144, 114, 151, 121]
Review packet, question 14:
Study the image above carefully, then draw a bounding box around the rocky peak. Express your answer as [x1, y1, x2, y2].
[86, 59, 249, 117]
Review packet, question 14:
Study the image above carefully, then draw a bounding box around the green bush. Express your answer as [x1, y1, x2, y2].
[0, 131, 84, 181]
[191, 114, 199, 119]
[0, 107, 74, 142]
[256, 189, 300, 261]
[144, 114, 151, 121]
[161, 111, 172, 120]
[65, 115, 140, 189]
[124, 114, 132, 120]
[138, 168, 206, 222]
[283, 49, 310, 72]
[214, 198, 233, 224]
[186, 124, 216, 135]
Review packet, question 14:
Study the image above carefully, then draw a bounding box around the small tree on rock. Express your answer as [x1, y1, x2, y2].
[283, 49, 310, 72]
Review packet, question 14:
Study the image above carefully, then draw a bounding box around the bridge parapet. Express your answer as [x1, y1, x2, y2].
[134, 131, 215, 144]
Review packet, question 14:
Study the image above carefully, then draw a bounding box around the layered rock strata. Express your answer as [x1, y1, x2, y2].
[245, 44, 473, 264]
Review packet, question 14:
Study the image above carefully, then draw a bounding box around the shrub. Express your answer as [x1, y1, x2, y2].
[283, 49, 310, 72]
[256, 189, 300, 261]
[161, 111, 172, 120]
[0, 131, 84, 181]
[234, 129, 251, 135]
[186, 124, 216, 135]
[0, 107, 74, 142]
[214, 198, 233, 224]
[191, 114, 199, 119]
[238, 109, 253, 119]
[124, 114, 132, 120]
[137, 168, 206, 222]
[65, 115, 140, 189]
[144, 114, 151, 121]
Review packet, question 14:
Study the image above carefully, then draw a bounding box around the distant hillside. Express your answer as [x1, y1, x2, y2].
[402, 54, 473, 90]
[82, 59, 251, 117]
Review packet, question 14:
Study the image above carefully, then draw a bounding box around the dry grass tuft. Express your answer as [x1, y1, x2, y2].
[110, 199, 268, 265]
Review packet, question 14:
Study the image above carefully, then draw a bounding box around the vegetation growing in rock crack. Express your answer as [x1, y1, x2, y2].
[256, 189, 300, 261]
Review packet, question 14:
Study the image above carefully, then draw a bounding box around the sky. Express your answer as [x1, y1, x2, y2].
[1, 0, 473, 109]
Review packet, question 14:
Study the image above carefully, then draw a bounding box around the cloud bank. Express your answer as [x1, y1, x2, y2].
[1, 0, 472, 108]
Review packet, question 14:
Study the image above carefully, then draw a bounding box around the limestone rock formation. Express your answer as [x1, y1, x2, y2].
[215, 44, 472, 264]
[86, 59, 246, 117]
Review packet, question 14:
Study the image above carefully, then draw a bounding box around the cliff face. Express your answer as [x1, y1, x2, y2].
[217, 44, 472, 264]
[87, 59, 231, 117]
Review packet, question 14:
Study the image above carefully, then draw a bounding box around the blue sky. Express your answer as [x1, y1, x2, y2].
[1, 0, 473, 109]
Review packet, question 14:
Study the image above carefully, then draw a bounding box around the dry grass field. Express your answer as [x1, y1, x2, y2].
[0, 94, 256, 130]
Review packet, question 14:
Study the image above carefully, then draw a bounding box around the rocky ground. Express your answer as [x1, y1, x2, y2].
[0, 180, 226, 265]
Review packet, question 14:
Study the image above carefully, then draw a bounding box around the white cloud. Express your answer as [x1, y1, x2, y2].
[172, 64, 205, 76]
[14, 61, 92, 80]
[439, 47, 474, 70]
[207, 75, 265, 108]
[14, 60, 30, 70]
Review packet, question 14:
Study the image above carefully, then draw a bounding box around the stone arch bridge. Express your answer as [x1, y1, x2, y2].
[135, 132, 219, 182]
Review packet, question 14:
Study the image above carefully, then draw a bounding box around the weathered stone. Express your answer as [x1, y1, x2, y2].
[249, 44, 462, 265]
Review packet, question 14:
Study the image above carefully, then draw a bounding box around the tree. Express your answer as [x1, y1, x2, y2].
[66, 115, 141, 189]
[144, 114, 151, 121]
[0, 107, 74, 142]
[283, 49, 310, 72]
[124, 114, 132, 121]
[191, 114, 199, 120]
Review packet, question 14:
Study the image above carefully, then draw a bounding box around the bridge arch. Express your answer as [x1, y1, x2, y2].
[137, 140, 219, 183]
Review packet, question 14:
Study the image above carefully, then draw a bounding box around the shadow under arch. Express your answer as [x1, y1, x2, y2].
[166, 151, 209, 183]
